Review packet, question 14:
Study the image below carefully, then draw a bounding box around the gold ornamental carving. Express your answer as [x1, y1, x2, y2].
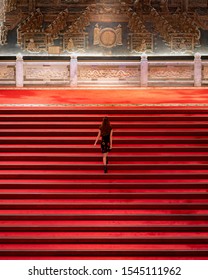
[100, 28, 117, 48]
[170, 34, 194, 53]
[195, 13, 208, 30]
[93, 25, 122, 48]
[129, 33, 153, 53]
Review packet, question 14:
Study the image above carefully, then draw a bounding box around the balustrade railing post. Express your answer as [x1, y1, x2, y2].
[16, 53, 24, 88]
[194, 52, 202, 87]
[140, 53, 148, 87]
[70, 54, 78, 87]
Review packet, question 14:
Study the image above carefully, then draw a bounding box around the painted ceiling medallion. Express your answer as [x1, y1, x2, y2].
[99, 28, 117, 48]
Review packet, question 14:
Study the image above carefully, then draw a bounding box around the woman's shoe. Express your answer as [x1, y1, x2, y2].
[104, 165, 107, 173]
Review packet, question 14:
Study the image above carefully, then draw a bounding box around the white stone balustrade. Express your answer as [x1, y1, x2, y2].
[0, 53, 207, 87]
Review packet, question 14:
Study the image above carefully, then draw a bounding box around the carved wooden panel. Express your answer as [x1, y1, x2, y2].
[63, 33, 88, 52]
[48, 46, 61, 54]
[171, 34, 194, 53]
[189, 0, 207, 7]
[23, 33, 47, 53]
[128, 33, 153, 53]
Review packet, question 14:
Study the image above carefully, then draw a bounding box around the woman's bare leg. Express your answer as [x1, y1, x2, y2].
[103, 153, 107, 165]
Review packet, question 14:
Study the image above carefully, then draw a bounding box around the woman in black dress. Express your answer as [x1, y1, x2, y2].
[94, 117, 113, 173]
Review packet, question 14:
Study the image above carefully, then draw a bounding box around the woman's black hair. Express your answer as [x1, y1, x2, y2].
[99, 116, 112, 136]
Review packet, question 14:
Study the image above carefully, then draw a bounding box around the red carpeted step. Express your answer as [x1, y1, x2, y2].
[1, 236, 208, 244]
[2, 136, 208, 145]
[2, 121, 208, 129]
[0, 232, 208, 237]
[0, 137, 208, 145]
[0, 192, 208, 199]
[2, 113, 208, 122]
[1, 244, 208, 251]
[1, 220, 207, 226]
[2, 209, 208, 214]
[1, 162, 208, 170]
[0, 213, 208, 221]
[2, 129, 208, 137]
[0, 224, 208, 232]
[0, 181, 208, 189]
[1, 249, 208, 257]
[2, 198, 208, 204]
[1, 244, 208, 250]
[0, 188, 207, 193]
[0, 202, 208, 210]
[1, 107, 208, 114]
[2, 158, 208, 165]
[2, 153, 208, 163]
[2, 144, 208, 153]
[0, 170, 207, 180]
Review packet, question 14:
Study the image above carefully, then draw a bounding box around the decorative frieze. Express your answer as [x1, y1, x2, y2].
[24, 65, 69, 81]
[149, 65, 193, 80]
[202, 66, 208, 79]
[0, 66, 15, 79]
[78, 66, 139, 80]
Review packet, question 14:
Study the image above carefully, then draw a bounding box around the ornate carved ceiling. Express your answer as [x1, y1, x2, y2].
[0, 0, 208, 55]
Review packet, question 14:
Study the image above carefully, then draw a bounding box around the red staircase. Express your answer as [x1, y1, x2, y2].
[0, 106, 208, 259]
